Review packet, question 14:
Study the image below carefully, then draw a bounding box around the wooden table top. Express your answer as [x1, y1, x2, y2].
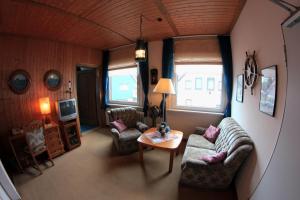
[137, 128, 183, 150]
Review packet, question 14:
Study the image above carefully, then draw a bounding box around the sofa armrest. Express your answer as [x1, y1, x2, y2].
[136, 122, 149, 133]
[194, 127, 206, 135]
[110, 128, 120, 139]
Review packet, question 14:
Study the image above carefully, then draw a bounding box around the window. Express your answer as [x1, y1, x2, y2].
[108, 67, 138, 105]
[173, 64, 224, 112]
[185, 80, 192, 89]
[195, 77, 203, 90]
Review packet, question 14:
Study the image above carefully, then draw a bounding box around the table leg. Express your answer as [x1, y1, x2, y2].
[139, 143, 144, 162]
[169, 150, 175, 173]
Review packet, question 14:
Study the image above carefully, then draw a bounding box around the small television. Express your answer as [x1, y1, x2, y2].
[56, 98, 78, 122]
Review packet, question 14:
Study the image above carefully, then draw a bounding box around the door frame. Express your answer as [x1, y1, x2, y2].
[75, 64, 101, 127]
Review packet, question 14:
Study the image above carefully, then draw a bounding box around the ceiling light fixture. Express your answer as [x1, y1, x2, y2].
[135, 14, 146, 62]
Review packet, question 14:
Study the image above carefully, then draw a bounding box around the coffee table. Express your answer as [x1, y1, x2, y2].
[137, 128, 183, 173]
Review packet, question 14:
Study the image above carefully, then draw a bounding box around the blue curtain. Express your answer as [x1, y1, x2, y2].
[138, 42, 149, 116]
[218, 36, 233, 117]
[101, 50, 110, 109]
[160, 38, 174, 120]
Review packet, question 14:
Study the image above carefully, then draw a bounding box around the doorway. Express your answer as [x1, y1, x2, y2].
[76, 66, 100, 133]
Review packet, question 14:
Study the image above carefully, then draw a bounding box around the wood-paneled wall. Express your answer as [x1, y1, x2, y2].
[0, 34, 102, 140]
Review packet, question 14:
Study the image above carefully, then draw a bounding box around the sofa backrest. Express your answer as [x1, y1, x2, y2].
[108, 107, 139, 128]
[215, 117, 253, 157]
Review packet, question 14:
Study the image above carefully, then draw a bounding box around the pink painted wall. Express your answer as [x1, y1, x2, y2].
[231, 0, 291, 199]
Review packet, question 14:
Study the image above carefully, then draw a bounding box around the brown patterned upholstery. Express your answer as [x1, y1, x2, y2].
[180, 117, 253, 189]
[107, 107, 148, 154]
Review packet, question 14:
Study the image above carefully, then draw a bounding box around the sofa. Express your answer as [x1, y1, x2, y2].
[107, 107, 148, 154]
[180, 117, 253, 189]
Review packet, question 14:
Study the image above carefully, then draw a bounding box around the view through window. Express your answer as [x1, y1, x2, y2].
[174, 64, 224, 111]
[108, 67, 138, 104]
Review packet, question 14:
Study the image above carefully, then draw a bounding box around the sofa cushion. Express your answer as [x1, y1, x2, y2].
[203, 125, 220, 143]
[200, 151, 227, 164]
[181, 146, 216, 168]
[119, 128, 142, 142]
[187, 134, 215, 150]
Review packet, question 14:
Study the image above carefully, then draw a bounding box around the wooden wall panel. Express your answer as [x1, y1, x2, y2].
[0, 34, 102, 138]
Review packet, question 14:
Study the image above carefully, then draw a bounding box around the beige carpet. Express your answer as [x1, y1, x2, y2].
[13, 128, 236, 200]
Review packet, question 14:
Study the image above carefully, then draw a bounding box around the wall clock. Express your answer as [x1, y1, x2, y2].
[244, 51, 258, 95]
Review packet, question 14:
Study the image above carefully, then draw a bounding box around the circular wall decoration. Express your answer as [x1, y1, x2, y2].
[244, 51, 258, 95]
[8, 69, 31, 94]
[44, 69, 62, 91]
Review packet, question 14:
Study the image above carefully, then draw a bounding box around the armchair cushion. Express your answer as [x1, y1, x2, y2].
[119, 128, 142, 142]
[110, 119, 127, 133]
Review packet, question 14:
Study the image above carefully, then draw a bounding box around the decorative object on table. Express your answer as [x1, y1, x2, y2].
[259, 65, 277, 117]
[150, 68, 158, 85]
[66, 80, 72, 98]
[236, 74, 244, 102]
[153, 78, 175, 123]
[24, 120, 54, 175]
[44, 69, 62, 91]
[39, 97, 51, 124]
[8, 69, 31, 94]
[149, 105, 160, 127]
[244, 51, 259, 95]
[157, 122, 170, 137]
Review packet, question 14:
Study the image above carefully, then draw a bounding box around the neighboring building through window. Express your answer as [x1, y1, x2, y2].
[108, 67, 138, 105]
[173, 64, 224, 112]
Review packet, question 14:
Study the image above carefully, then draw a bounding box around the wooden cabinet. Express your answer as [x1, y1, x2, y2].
[44, 122, 65, 158]
[59, 118, 81, 151]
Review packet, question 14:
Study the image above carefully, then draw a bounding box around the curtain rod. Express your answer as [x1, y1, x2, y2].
[109, 34, 229, 50]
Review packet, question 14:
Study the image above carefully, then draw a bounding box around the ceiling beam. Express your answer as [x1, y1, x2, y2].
[153, 0, 180, 36]
[11, 0, 134, 43]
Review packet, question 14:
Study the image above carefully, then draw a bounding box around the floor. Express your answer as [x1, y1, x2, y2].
[80, 124, 98, 133]
[13, 128, 237, 200]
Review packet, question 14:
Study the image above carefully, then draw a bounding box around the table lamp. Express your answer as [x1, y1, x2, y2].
[153, 78, 175, 123]
[39, 97, 51, 124]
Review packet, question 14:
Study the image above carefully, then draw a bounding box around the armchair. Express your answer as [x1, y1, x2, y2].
[107, 107, 149, 154]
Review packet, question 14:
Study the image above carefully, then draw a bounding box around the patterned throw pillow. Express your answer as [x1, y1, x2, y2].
[110, 119, 127, 133]
[200, 151, 227, 164]
[26, 127, 45, 152]
[203, 125, 221, 143]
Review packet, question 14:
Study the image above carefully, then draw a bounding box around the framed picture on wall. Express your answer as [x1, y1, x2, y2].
[236, 74, 244, 103]
[259, 65, 277, 117]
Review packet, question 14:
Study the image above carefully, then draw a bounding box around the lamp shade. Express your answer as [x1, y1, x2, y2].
[135, 39, 146, 62]
[153, 78, 175, 94]
[39, 97, 51, 115]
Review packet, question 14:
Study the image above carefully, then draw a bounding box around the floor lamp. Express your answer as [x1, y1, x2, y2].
[153, 78, 175, 123]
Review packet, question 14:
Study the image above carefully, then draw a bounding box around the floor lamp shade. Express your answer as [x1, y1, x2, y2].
[153, 78, 175, 94]
[153, 78, 175, 122]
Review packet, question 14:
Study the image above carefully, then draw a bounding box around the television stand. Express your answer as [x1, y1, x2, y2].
[59, 118, 81, 151]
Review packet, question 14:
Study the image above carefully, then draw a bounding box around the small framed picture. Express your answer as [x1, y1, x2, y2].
[236, 74, 244, 103]
[259, 65, 277, 117]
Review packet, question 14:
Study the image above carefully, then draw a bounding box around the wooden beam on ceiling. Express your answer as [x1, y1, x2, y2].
[11, 0, 134, 43]
[153, 0, 180, 36]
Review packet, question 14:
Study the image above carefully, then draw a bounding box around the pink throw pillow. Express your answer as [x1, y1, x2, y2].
[110, 119, 127, 133]
[200, 151, 227, 164]
[203, 125, 220, 143]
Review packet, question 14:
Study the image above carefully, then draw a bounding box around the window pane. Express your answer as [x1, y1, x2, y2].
[175, 65, 223, 110]
[109, 67, 137, 103]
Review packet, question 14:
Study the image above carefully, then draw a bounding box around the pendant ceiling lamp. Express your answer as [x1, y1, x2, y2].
[135, 15, 146, 62]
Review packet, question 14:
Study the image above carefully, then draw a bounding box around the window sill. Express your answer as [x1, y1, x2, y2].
[167, 108, 224, 116]
[108, 103, 142, 109]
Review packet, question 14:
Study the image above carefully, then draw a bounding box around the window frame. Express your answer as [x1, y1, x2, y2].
[171, 63, 226, 113]
[108, 65, 142, 106]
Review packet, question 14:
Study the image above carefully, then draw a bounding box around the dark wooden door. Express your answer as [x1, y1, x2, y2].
[77, 69, 98, 126]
